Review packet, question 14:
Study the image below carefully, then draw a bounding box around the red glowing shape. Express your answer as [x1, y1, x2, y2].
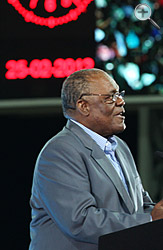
[61, 0, 72, 8]
[44, 0, 57, 13]
[5, 57, 95, 79]
[29, 0, 39, 9]
[7, 0, 93, 28]
[5, 60, 17, 79]
[6, 59, 28, 79]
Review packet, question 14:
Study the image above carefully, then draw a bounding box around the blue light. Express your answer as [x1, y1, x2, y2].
[142, 37, 154, 53]
[118, 63, 157, 90]
[126, 31, 140, 49]
[151, 28, 161, 39]
[95, 0, 107, 8]
[95, 28, 105, 42]
[122, 5, 134, 18]
[114, 31, 127, 57]
[105, 63, 114, 70]
[118, 63, 143, 90]
[114, 8, 125, 21]
[141, 73, 156, 86]
[144, 39, 153, 48]
[155, 34, 162, 41]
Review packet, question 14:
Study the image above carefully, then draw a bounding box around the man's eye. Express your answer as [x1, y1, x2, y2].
[104, 96, 113, 103]
[105, 95, 112, 100]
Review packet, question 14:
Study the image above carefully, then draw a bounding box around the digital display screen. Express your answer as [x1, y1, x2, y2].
[0, 0, 95, 99]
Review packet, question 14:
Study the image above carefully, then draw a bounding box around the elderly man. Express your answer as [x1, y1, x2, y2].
[29, 68, 163, 250]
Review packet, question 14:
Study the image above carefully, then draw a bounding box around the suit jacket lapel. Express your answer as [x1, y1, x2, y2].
[91, 144, 135, 214]
[116, 147, 137, 211]
[66, 120, 135, 214]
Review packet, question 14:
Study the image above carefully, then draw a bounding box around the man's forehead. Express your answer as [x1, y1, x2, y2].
[88, 73, 119, 92]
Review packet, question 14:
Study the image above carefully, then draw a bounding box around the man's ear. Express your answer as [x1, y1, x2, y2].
[76, 99, 90, 116]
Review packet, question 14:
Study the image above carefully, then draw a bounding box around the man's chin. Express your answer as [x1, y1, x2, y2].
[104, 124, 126, 138]
[114, 123, 126, 135]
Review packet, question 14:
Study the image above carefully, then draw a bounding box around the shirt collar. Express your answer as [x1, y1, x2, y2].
[70, 119, 118, 152]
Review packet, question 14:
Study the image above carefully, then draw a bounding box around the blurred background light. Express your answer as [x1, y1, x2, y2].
[122, 5, 134, 18]
[105, 62, 114, 70]
[114, 8, 125, 21]
[141, 73, 156, 86]
[126, 30, 140, 49]
[144, 38, 154, 48]
[155, 34, 162, 41]
[95, 28, 105, 42]
[114, 30, 127, 57]
[95, 0, 107, 8]
[151, 28, 162, 38]
[110, 19, 117, 29]
[118, 63, 142, 90]
[95, 0, 163, 94]
[142, 37, 154, 53]
[96, 45, 115, 61]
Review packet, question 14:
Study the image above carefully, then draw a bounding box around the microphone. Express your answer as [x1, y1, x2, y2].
[154, 151, 163, 159]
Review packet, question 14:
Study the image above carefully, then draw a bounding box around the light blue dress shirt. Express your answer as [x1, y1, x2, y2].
[71, 119, 129, 192]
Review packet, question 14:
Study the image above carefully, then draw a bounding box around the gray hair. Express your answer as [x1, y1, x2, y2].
[61, 68, 102, 118]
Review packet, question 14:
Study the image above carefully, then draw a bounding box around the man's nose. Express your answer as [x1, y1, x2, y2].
[116, 96, 125, 106]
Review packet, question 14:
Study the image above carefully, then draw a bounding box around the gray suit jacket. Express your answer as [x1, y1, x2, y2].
[29, 120, 153, 250]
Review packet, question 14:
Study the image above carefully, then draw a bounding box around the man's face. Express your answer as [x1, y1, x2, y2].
[82, 72, 126, 137]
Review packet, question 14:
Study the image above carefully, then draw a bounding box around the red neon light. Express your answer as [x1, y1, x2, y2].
[7, 0, 93, 28]
[29, 0, 39, 9]
[44, 0, 57, 13]
[61, 0, 72, 8]
[5, 57, 95, 79]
